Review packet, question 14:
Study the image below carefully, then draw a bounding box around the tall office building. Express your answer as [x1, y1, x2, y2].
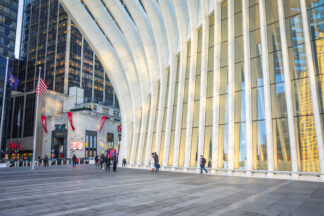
[7, 0, 118, 143]
[0, 0, 18, 58]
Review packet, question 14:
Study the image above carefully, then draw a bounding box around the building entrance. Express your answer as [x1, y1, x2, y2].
[51, 124, 67, 158]
[85, 131, 97, 158]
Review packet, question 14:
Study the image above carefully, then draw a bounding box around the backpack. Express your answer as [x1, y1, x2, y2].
[202, 158, 206, 164]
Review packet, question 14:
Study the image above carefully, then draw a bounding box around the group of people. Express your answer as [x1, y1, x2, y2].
[95, 154, 118, 172]
[150, 152, 208, 174]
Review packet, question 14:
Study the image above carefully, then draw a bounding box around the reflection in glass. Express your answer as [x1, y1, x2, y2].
[308, 5, 324, 41]
[269, 51, 284, 84]
[252, 120, 268, 170]
[267, 22, 281, 54]
[317, 75, 324, 113]
[291, 78, 314, 116]
[265, 0, 279, 24]
[168, 131, 175, 166]
[178, 129, 186, 166]
[288, 44, 308, 79]
[234, 123, 246, 169]
[283, 0, 301, 18]
[252, 87, 265, 121]
[312, 38, 324, 75]
[235, 91, 246, 122]
[190, 128, 199, 167]
[235, 62, 245, 90]
[295, 116, 320, 172]
[286, 14, 304, 47]
[204, 126, 213, 168]
[273, 118, 291, 171]
[219, 94, 229, 124]
[271, 83, 287, 118]
[218, 124, 228, 168]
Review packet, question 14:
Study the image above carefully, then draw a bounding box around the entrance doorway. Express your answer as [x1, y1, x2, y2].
[51, 124, 67, 158]
[53, 138, 64, 158]
[85, 131, 97, 158]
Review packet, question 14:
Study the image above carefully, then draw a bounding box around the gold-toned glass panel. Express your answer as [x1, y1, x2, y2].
[250, 30, 262, 58]
[234, 122, 247, 169]
[190, 128, 199, 167]
[218, 124, 228, 168]
[151, 132, 156, 155]
[174, 82, 178, 105]
[204, 126, 212, 168]
[207, 71, 213, 97]
[193, 100, 200, 128]
[186, 42, 191, 79]
[273, 118, 292, 171]
[221, 1, 228, 20]
[235, 0, 242, 13]
[289, 45, 308, 79]
[178, 129, 186, 166]
[194, 75, 201, 100]
[209, 13, 215, 25]
[252, 120, 268, 170]
[208, 46, 214, 72]
[312, 38, 324, 75]
[291, 78, 314, 116]
[317, 75, 324, 113]
[251, 57, 263, 88]
[252, 87, 265, 121]
[295, 116, 320, 172]
[183, 78, 189, 103]
[269, 51, 284, 84]
[234, 12, 243, 37]
[162, 107, 167, 131]
[142, 100, 151, 164]
[221, 19, 228, 43]
[205, 98, 213, 126]
[219, 94, 229, 124]
[197, 53, 202, 76]
[235, 36, 244, 63]
[234, 91, 246, 123]
[168, 131, 175, 166]
[235, 62, 245, 91]
[249, 0, 259, 7]
[171, 105, 177, 130]
[198, 28, 202, 52]
[249, 4, 260, 31]
[220, 67, 228, 94]
[283, 0, 301, 18]
[286, 15, 304, 47]
[221, 42, 228, 67]
[271, 83, 287, 118]
[182, 103, 188, 129]
[209, 25, 214, 48]
[265, 0, 279, 24]
[159, 131, 165, 165]
[267, 22, 281, 53]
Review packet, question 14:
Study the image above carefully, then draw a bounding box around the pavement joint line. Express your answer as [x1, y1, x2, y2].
[211, 181, 291, 216]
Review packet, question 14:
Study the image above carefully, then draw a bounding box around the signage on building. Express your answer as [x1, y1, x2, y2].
[71, 141, 83, 150]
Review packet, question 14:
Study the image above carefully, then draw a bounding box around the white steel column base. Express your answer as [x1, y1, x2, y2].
[267, 172, 274, 178]
[291, 173, 299, 180]
[246, 170, 252, 177]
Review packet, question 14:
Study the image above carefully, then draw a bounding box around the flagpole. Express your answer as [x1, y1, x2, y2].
[32, 67, 41, 169]
[0, 57, 9, 157]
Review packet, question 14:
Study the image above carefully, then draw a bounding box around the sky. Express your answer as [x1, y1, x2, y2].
[14, 0, 24, 59]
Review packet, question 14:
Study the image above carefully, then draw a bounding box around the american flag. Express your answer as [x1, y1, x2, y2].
[35, 78, 47, 96]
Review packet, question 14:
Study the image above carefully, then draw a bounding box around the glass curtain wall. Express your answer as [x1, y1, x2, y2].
[190, 28, 202, 167]
[178, 42, 191, 167]
[234, 1, 246, 170]
[266, 0, 292, 171]
[82, 40, 93, 102]
[168, 56, 180, 166]
[142, 96, 151, 164]
[160, 68, 170, 163]
[204, 14, 214, 168]
[250, 0, 267, 170]
[307, 0, 324, 155]
[218, 1, 229, 169]
[285, 0, 320, 172]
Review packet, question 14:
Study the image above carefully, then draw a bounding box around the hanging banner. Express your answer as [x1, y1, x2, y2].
[67, 112, 75, 131]
[99, 115, 107, 132]
[118, 124, 122, 132]
[41, 115, 47, 133]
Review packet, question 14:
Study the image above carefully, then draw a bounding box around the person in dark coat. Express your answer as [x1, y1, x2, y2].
[112, 154, 118, 172]
[95, 155, 99, 167]
[100, 154, 105, 169]
[72, 154, 77, 167]
[152, 152, 159, 172]
[43, 155, 49, 167]
[105, 155, 111, 172]
[122, 158, 127, 167]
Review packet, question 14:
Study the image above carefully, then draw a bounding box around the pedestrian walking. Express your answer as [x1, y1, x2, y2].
[100, 154, 105, 169]
[152, 152, 159, 172]
[112, 154, 118, 172]
[72, 154, 77, 167]
[95, 155, 99, 167]
[200, 155, 207, 174]
[43, 155, 49, 167]
[122, 158, 127, 167]
[105, 155, 111, 172]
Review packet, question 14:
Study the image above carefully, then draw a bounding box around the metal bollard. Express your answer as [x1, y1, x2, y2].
[61, 160, 63, 165]
[67, 160, 69, 165]
[55, 160, 58, 166]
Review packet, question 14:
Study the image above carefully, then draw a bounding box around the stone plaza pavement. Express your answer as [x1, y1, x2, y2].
[0, 166, 324, 216]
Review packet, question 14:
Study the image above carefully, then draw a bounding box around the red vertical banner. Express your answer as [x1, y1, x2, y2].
[41, 115, 47, 133]
[99, 115, 107, 132]
[118, 124, 122, 132]
[67, 112, 75, 131]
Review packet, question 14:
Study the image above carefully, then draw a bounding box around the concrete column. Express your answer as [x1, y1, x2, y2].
[259, 0, 274, 176]
[277, 0, 299, 178]
[212, 1, 221, 171]
[242, 0, 253, 175]
[300, 0, 324, 180]
[227, 0, 235, 173]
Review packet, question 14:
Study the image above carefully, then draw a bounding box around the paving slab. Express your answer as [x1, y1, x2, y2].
[0, 165, 323, 216]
